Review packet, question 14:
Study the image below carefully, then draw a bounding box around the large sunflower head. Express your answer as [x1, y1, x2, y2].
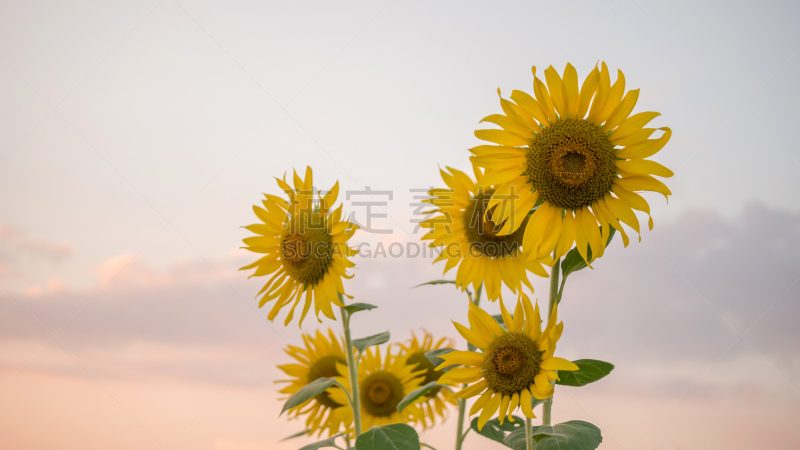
[397, 330, 457, 428]
[240, 166, 359, 326]
[277, 329, 348, 437]
[436, 294, 578, 430]
[470, 62, 673, 265]
[330, 346, 427, 434]
[420, 166, 551, 301]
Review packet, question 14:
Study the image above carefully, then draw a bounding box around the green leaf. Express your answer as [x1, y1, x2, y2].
[561, 227, 616, 279]
[352, 331, 390, 353]
[424, 348, 455, 370]
[556, 359, 614, 387]
[279, 429, 309, 441]
[412, 280, 455, 288]
[343, 303, 377, 315]
[397, 381, 440, 413]
[470, 416, 524, 447]
[280, 378, 336, 416]
[504, 420, 602, 450]
[356, 423, 420, 450]
[298, 434, 343, 450]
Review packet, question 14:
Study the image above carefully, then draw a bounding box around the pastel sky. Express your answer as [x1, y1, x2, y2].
[1, 0, 799, 449]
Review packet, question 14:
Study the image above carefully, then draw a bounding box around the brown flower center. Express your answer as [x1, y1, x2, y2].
[527, 118, 616, 209]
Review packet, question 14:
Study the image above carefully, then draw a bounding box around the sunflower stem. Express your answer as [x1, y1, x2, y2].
[339, 295, 362, 438]
[455, 284, 483, 450]
[542, 256, 560, 426]
[525, 417, 533, 450]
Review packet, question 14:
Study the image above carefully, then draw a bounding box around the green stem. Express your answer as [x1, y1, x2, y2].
[542, 256, 560, 426]
[455, 284, 483, 450]
[525, 417, 533, 450]
[339, 295, 362, 438]
[454, 395, 467, 450]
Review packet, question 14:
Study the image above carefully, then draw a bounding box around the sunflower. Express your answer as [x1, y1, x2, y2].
[397, 330, 457, 427]
[240, 167, 359, 326]
[436, 294, 578, 430]
[470, 62, 673, 265]
[277, 329, 348, 437]
[330, 346, 427, 433]
[420, 166, 550, 301]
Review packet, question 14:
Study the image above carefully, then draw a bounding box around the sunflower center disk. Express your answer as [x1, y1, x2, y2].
[463, 188, 526, 258]
[307, 355, 347, 408]
[281, 211, 334, 286]
[282, 234, 308, 264]
[367, 381, 392, 403]
[360, 371, 405, 418]
[407, 351, 443, 397]
[482, 332, 543, 396]
[527, 118, 617, 209]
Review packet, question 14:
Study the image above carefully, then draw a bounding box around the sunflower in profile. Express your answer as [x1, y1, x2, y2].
[240, 167, 359, 326]
[420, 166, 550, 301]
[470, 62, 673, 265]
[277, 329, 347, 437]
[397, 330, 457, 428]
[330, 346, 426, 433]
[436, 294, 578, 429]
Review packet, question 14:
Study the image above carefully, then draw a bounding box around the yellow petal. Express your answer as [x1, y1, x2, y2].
[480, 114, 535, 138]
[544, 65, 566, 118]
[606, 195, 641, 237]
[612, 127, 657, 147]
[596, 69, 625, 124]
[499, 298, 515, 332]
[573, 207, 590, 263]
[577, 65, 600, 119]
[593, 198, 630, 247]
[534, 373, 551, 391]
[322, 181, 339, 209]
[615, 175, 672, 201]
[615, 159, 673, 178]
[615, 127, 672, 160]
[611, 185, 653, 230]
[453, 320, 491, 349]
[587, 62, 611, 125]
[436, 350, 485, 370]
[520, 389, 536, 419]
[475, 129, 531, 147]
[562, 63, 580, 118]
[522, 294, 541, 340]
[439, 366, 483, 384]
[513, 299, 525, 333]
[555, 209, 576, 259]
[497, 395, 511, 425]
[470, 389, 495, 416]
[533, 67, 558, 124]
[580, 206, 602, 264]
[602, 89, 639, 132]
[454, 380, 488, 399]
[610, 112, 661, 142]
[540, 357, 580, 371]
[499, 93, 542, 133]
[510, 89, 550, 125]
[469, 302, 505, 338]
[477, 393, 502, 430]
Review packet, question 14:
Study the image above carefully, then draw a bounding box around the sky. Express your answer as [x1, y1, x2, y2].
[0, 0, 799, 449]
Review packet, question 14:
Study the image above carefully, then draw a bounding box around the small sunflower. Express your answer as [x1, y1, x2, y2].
[397, 330, 457, 428]
[277, 329, 348, 437]
[240, 167, 359, 326]
[330, 346, 426, 433]
[471, 62, 673, 265]
[436, 295, 578, 430]
[420, 166, 550, 301]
